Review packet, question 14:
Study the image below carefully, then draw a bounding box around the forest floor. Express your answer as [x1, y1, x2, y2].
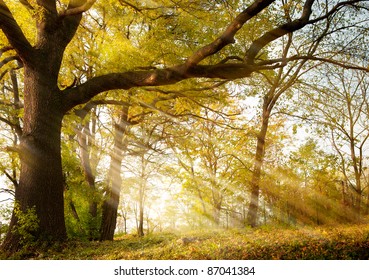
[2, 224, 369, 259]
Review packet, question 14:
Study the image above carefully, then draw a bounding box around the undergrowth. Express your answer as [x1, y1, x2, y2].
[2, 224, 369, 260]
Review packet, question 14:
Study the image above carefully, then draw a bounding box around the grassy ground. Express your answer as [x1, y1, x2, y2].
[2, 224, 369, 260]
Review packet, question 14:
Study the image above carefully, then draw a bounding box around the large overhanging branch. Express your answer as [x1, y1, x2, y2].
[62, 62, 270, 112]
[62, 0, 369, 112]
[60, 0, 311, 112]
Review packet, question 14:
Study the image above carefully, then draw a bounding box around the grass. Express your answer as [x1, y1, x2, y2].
[2, 224, 369, 260]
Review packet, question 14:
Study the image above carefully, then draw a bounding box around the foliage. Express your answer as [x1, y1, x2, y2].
[11, 204, 39, 249]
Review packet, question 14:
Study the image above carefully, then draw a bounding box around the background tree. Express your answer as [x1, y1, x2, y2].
[300, 66, 369, 219]
[99, 102, 131, 240]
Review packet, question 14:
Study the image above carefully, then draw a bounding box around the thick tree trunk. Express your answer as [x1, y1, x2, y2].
[1, 66, 66, 253]
[100, 107, 129, 240]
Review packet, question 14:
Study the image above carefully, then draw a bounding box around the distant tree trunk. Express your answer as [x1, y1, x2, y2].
[245, 31, 307, 228]
[354, 189, 362, 220]
[247, 102, 270, 227]
[354, 180, 362, 219]
[122, 212, 128, 235]
[211, 179, 223, 226]
[350, 130, 363, 218]
[100, 106, 129, 241]
[212, 200, 222, 226]
[138, 187, 145, 237]
[77, 115, 98, 239]
[69, 201, 81, 222]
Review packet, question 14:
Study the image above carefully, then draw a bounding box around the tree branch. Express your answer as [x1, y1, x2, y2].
[0, 187, 15, 198]
[19, 0, 34, 11]
[0, 116, 22, 137]
[0, 60, 23, 81]
[284, 55, 369, 72]
[0, 55, 20, 69]
[184, 0, 276, 70]
[61, 0, 368, 113]
[60, 0, 96, 17]
[308, 0, 368, 24]
[3, 171, 18, 189]
[61, 62, 262, 112]
[245, 0, 316, 63]
[0, 45, 13, 54]
[36, 0, 57, 13]
[0, 0, 34, 60]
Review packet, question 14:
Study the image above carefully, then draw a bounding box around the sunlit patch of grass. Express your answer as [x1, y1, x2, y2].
[2, 224, 369, 260]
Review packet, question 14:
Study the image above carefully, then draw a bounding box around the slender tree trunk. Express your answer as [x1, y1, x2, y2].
[354, 189, 362, 220]
[100, 106, 129, 240]
[354, 175, 362, 219]
[211, 181, 223, 226]
[212, 203, 222, 226]
[69, 201, 81, 222]
[349, 132, 362, 218]
[138, 177, 145, 237]
[77, 116, 98, 239]
[212, 187, 223, 226]
[366, 190, 369, 216]
[123, 214, 128, 235]
[138, 201, 144, 237]
[247, 104, 270, 227]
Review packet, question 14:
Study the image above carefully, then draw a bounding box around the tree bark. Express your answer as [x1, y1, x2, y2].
[1, 64, 66, 252]
[77, 113, 99, 239]
[138, 200, 145, 237]
[0, 3, 82, 253]
[247, 106, 270, 227]
[137, 174, 145, 237]
[100, 106, 129, 240]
